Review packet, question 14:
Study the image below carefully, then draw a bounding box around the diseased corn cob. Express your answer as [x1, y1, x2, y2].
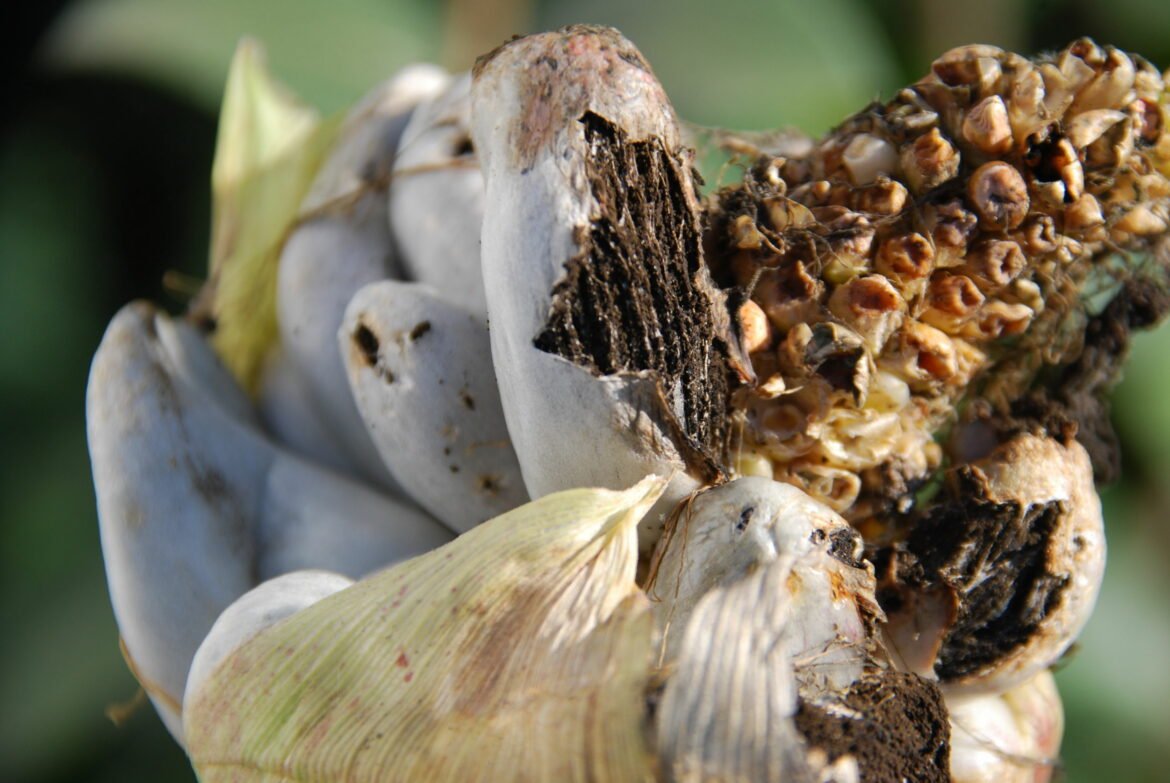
[707, 39, 1170, 528]
[89, 27, 1170, 783]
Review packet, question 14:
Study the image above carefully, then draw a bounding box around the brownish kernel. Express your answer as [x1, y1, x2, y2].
[1113, 203, 1168, 236]
[1069, 46, 1136, 114]
[731, 214, 763, 250]
[900, 321, 958, 382]
[901, 128, 961, 194]
[961, 301, 1034, 340]
[968, 161, 1030, 230]
[1085, 116, 1136, 170]
[753, 265, 825, 333]
[1065, 109, 1127, 151]
[1123, 96, 1160, 142]
[766, 197, 815, 231]
[1064, 193, 1105, 234]
[1006, 65, 1046, 144]
[921, 275, 984, 334]
[853, 177, 909, 215]
[815, 207, 875, 253]
[837, 275, 903, 315]
[829, 276, 905, 352]
[875, 233, 935, 280]
[922, 200, 980, 265]
[962, 240, 1026, 290]
[929, 44, 1006, 95]
[1040, 137, 1084, 202]
[962, 95, 1013, 155]
[1016, 214, 1058, 255]
[737, 299, 772, 354]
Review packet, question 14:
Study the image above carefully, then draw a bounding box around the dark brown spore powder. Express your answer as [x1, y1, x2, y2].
[534, 111, 735, 477]
[795, 671, 951, 783]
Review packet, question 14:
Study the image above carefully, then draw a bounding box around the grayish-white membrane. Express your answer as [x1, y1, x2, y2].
[649, 477, 879, 698]
[657, 555, 861, 783]
[947, 671, 1063, 783]
[340, 280, 527, 533]
[254, 452, 453, 579]
[952, 435, 1105, 695]
[88, 303, 452, 740]
[881, 434, 1106, 697]
[255, 346, 355, 474]
[389, 74, 488, 320]
[274, 65, 448, 491]
[471, 27, 713, 553]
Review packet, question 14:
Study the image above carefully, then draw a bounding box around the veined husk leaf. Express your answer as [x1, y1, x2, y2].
[204, 38, 337, 392]
[184, 477, 666, 782]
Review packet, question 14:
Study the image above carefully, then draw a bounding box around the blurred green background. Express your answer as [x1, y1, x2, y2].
[2, 0, 1168, 780]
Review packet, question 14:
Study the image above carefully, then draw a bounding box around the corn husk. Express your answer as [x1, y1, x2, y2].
[203, 39, 337, 392]
[184, 477, 666, 782]
[184, 570, 355, 710]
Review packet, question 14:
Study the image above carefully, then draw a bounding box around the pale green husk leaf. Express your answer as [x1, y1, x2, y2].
[205, 38, 337, 392]
[184, 477, 665, 782]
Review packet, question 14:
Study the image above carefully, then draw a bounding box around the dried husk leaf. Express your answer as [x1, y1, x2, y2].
[203, 39, 338, 392]
[184, 477, 666, 782]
